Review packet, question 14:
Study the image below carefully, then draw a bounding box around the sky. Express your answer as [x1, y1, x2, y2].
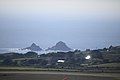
[0, 0, 120, 50]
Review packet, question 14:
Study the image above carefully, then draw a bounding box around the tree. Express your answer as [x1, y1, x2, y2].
[24, 52, 38, 58]
[2, 58, 13, 65]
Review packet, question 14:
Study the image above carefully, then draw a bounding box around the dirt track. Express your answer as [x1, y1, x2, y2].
[0, 71, 120, 80]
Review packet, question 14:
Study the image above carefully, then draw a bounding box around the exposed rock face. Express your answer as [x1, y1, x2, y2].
[25, 43, 42, 51]
[46, 41, 72, 51]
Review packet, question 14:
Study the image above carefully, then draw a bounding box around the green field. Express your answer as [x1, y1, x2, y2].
[0, 67, 79, 72]
[88, 63, 120, 67]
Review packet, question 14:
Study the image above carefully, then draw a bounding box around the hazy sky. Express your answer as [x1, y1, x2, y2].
[0, 0, 120, 50]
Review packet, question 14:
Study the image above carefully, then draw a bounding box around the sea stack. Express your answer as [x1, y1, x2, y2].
[46, 41, 72, 51]
[24, 43, 42, 51]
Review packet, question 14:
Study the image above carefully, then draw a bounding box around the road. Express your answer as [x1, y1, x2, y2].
[0, 71, 120, 80]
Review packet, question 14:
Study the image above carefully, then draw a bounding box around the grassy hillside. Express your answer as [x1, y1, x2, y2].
[89, 63, 120, 68]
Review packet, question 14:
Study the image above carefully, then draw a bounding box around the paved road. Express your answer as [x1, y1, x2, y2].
[0, 71, 120, 80]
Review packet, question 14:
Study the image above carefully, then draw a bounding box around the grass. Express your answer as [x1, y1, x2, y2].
[0, 67, 79, 72]
[88, 63, 120, 67]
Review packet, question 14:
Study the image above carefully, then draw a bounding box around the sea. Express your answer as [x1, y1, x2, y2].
[0, 48, 59, 54]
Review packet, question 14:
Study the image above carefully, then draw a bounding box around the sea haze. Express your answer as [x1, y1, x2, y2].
[0, 0, 120, 50]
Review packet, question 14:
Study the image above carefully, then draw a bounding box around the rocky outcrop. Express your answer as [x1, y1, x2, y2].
[24, 43, 42, 51]
[46, 41, 72, 51]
